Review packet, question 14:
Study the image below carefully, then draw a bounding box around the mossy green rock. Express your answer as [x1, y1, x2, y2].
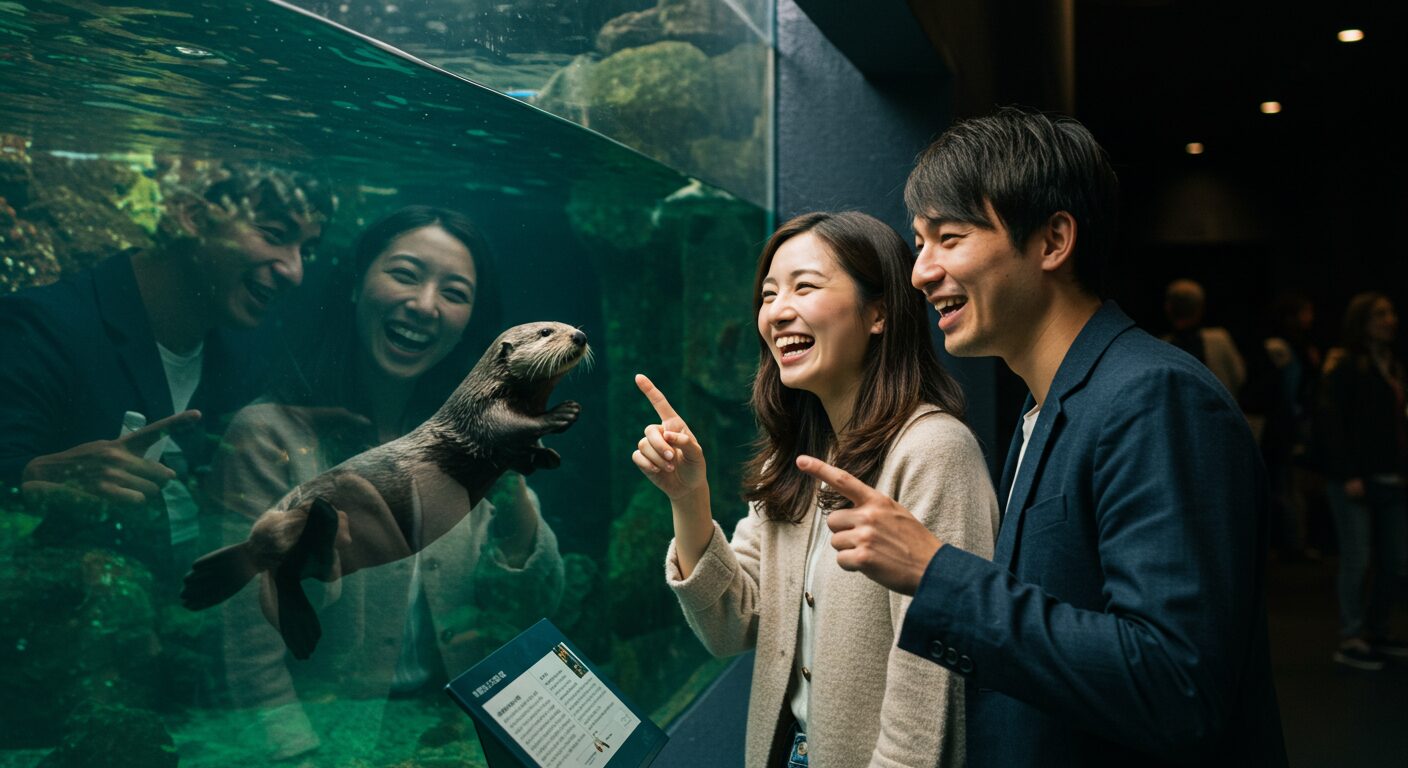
[596, 0, 753, 57]
[0, 547, 161, 748]
[36, 702, 177, 768]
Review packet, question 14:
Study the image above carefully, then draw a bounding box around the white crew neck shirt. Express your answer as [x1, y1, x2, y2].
[154, 341, 204, 545]
[1007, 404, 1042, 512]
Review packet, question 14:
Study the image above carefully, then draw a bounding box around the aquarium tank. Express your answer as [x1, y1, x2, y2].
[0, 0, 772, 765]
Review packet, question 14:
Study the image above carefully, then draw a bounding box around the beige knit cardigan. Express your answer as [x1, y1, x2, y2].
[666, 407, 999, 768]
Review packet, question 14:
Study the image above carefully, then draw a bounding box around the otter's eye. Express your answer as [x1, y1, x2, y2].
[539, 328, 553, 337]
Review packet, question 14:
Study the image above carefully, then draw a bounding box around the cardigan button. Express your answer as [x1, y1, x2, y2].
[801, 666, 811, 681]
[804, 591, 814, 607]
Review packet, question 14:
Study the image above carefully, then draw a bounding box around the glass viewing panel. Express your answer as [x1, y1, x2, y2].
[0, 1, 767, 765]
[291, 0, 775, 208]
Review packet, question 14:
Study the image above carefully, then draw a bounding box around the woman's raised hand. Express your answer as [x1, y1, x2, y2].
[632, 374, 707, 500]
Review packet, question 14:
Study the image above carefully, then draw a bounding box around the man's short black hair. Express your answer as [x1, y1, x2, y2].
[904, 107, 1119, 296]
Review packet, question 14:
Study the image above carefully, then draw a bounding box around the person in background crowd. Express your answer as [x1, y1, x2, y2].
[1163, 278, 1247, 398]
[1319, 291, 1408, 671]
[1259, 294, 1325, 561]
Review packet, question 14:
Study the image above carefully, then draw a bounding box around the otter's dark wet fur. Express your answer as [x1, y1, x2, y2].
[180, 321, 588, 658]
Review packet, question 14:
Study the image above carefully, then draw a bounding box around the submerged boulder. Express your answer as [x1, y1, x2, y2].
[0, 545, 162, 748]
[36, 701, 178, 768]
[596, 0, 753, 56]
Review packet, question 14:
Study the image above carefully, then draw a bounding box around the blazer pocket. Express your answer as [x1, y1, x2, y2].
[1021, 494, 1067, 536]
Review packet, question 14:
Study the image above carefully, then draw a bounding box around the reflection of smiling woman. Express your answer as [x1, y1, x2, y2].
[353, 223, 477, 413]
[210, 206, 562, 762]
[633, 212, 998, 767]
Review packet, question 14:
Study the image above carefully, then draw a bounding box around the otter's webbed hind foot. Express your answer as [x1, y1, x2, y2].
[181, 542, 260, 611]
[274, 497, 339, 659]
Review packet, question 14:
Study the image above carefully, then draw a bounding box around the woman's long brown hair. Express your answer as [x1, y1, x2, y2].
[742, 211, 968, 523]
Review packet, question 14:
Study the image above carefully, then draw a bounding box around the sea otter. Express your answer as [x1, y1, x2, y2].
[180, 321, 588, 658]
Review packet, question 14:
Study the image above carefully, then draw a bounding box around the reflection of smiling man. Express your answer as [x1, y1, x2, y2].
[0, 161, 332, 566]
[797, 109, 1287, 766]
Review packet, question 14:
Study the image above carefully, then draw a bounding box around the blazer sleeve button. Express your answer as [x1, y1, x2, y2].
[930, 640, 946, 660]
[958, 655, 974, 674]
[944, 647, 959, 665]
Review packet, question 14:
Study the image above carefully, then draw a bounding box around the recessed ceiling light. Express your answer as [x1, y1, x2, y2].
[1260, 101, 1282, 114]
[1185, 142, 1205, 155]
[1338, 29, 1365, 43]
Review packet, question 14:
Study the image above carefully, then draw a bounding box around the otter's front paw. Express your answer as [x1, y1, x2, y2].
[541, 401, 581, 434]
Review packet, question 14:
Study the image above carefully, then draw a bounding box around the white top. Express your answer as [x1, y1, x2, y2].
[787, 499, 834, 731]
[155, 341, 204, 545]
[1007, 404, 1042, 513]
[157, 341, 204, 413]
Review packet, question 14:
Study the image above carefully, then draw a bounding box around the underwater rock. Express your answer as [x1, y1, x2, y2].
[535, 41, 766, 204]
[608, 623, 719, 721]
[548, 552, 600, 636]
[36, 701, 178, 768]
[533, 54, 596, 129]
[0, 546, 161, 748]
[705, 42, 768, 141]
[596, 0, 753, 57]
[540, 41, 716, 176]
[25, 155, 155, 276]
[687, 133, 765, 211]
[606, 480, 680, 640]
[0, 147, 157, 294]
[0, 136, 58, 292]
[0, 134, 34, 208]
[29, 484, 174, 570]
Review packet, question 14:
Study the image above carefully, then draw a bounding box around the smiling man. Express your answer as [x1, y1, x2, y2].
[796, 109, 1287, 766]
[0, 160, 333, 569]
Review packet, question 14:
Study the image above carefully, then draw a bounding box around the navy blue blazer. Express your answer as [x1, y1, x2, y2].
[0, 253, 271, 488]
[898, 302, 1287, 766]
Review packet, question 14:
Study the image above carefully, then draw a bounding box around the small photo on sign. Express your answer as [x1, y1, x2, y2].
[555, 642, 588, 678]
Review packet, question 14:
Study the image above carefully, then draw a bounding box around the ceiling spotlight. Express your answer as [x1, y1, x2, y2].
[1260, 101, 1282, 114]
[1337, 29, 1364, 43]
[1185, 142, 1205, 155]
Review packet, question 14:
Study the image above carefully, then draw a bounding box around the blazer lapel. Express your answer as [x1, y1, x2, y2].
[993, 399, 1062, 569]
[993, 301, 1136, 570]
[94, 254, 173, 423]
[995, 396, 1033, 517]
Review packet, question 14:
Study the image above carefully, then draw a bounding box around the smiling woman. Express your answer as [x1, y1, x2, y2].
[354, 219, 480, 388]
[205, 205, 563, 761]
[277, 205, 503, 436]
[632, 211, 999, 768]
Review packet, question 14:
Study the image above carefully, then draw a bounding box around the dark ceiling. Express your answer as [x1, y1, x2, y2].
[1077, 0, 1405, 178]
[1072, 0, 1407, 335]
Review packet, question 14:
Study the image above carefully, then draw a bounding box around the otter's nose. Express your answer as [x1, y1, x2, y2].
[571, 330, 587, 346]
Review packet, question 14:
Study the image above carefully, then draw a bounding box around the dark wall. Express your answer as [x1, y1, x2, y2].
[776, 0, 1008, 473]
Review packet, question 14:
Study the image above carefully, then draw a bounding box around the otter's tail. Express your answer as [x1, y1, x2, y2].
[180, 542, 260, 611]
